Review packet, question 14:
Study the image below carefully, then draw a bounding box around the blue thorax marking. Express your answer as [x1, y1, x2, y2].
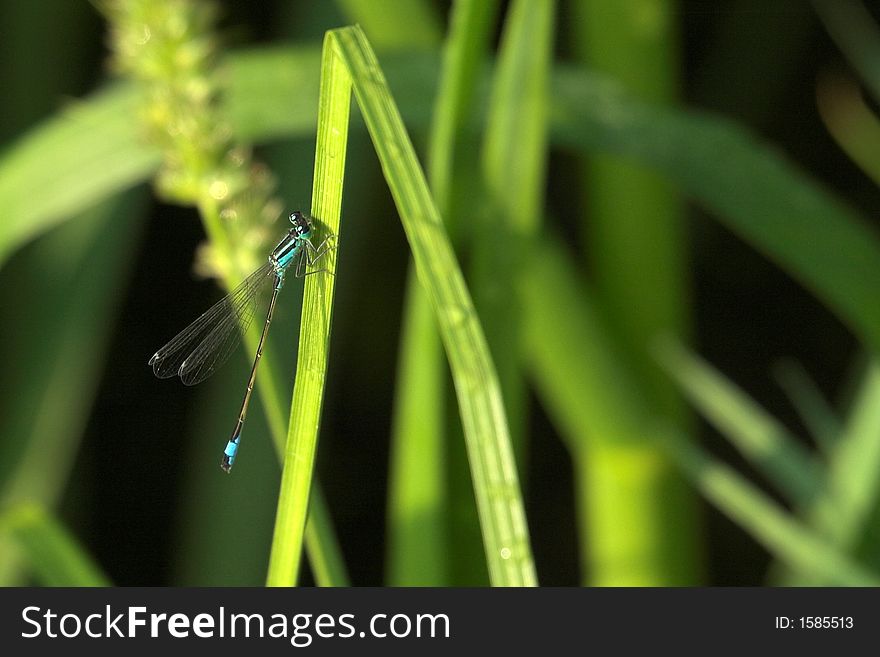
[271, 227, 312, 271]
[275, 242, 301, 269]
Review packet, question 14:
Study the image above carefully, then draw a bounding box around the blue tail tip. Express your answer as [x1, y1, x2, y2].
[220, 436, 240, 473]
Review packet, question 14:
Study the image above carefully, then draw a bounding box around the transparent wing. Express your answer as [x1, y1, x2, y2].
[178, 285, 264, 386]
[148, 263, 275, 385]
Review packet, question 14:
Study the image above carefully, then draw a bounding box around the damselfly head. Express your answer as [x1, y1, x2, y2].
[288, 211, 312, 239]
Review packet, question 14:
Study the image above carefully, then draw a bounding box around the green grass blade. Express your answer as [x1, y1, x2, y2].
[426, 0, 498, 216]
[466, 0, 555, 579]
[333, 25, 536, 585]
[482, 0, 553, 224]
[660, 431, 880, 586]
[655, 339, 822, 507]
[772, 359, 841, 454]
[387, 0, 499, 586]
[0, 504, 111, 586]
[573, 0, 688, 411]
[303, 485, 349, 587]
[523, 236, 699, 584]
[776, 358, 880, 585]
[436, 0, 502, 587]
[345, 0, 451, 589]
[239, 324, 349, 587]
[810, 360, 880, 548]
[227, 297, 348, 586]
[334, 0, 449, 588]
[473, 0, 554, 462]
[523, 238, 651, 449]
[570, 0, 698, 585]
[266, 33, 350, 587]
[386, 287, 447, 585]
[0, 85, 159, 266]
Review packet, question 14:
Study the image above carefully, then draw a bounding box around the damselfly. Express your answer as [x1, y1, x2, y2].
[149, 211, 335, 472]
